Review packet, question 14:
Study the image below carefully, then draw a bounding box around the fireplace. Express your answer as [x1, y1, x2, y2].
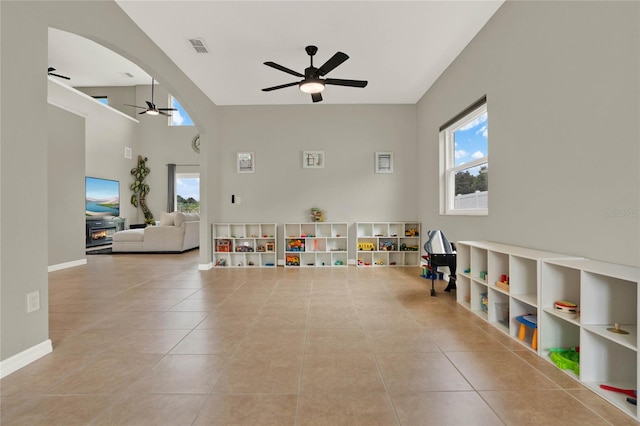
[86, 218, 126, 247]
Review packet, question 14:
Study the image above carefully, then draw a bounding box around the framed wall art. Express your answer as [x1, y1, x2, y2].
[375, 151, 394, 174]
[237, 152, 255, 173]
[303, 151, 324, 169]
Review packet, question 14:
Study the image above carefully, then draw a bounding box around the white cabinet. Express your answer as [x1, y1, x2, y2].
[540, 258, 640, 420]
[355, 222, 421, 267]
[455, 241, 575, 352]
[283, 222, 348, 267]
[212, 223, 277, 268]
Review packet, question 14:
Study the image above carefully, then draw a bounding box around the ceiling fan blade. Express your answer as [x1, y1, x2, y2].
[262, 82, 299, 92]
[317, 52, 349, 76]
[157, 108, 178, 111]
[264, 62, 304, 78]
[124, 104, 147, 109]
[145, 101, 155, 109]
[159, 111, 172, 117]
[139, 110, 148, 115]
[49, 72, 70, 80]
[325, 78, 368, 88]
[311, 93, 323, 103]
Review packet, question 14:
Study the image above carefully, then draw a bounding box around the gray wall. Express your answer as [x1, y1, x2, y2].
[47, 104, 85, 266]
[216, 104, 418, 261]
[1, 0, 50, 360]
[1, 0, 218, 363]
[417, 0, 640, 266]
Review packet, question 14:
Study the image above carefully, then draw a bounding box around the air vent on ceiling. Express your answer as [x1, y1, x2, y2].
[188, 38, 209, 54]
[122, 72, 135, 78]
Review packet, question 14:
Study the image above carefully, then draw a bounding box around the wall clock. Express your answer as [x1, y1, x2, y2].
[191, 134, 200, 153]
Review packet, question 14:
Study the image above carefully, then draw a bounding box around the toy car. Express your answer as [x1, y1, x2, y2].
[358, 242, 375, 251]
[286, 255, 300, 266]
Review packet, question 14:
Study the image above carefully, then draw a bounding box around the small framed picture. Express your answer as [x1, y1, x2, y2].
[375, 152, 394, 174]
[237, 152, 255, 173]
[303, 151, 324, 169]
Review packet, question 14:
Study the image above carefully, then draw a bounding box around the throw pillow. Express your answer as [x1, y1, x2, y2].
[160, 211, 177, 226]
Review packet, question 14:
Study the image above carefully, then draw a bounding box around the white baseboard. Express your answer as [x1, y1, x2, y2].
[48, 258, 87, 272]
[199, 262, 213, 270]
[0, 339, 53, 379]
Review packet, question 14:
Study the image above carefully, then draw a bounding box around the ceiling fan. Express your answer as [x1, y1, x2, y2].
[125, 78, 177, 116]
[262, 45, 368, 103]
[47, 67, 70, 80]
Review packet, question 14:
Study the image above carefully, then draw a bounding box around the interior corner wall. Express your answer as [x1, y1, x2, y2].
[417, 0, 640, 266]
[48, 104, 85, 266]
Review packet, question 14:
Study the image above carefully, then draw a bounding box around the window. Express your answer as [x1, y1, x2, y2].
[176, 173, 200, 213]
[168, 95, 194, 126]
[440, 96, 488, 215]
[93, 96, 108, 105]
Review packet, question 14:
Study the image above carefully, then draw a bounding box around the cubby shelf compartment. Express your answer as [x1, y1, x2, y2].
[283, 222, 348, 267]
[541, 257, 640, 421]
[212, 223, 277, 268]
[455, 241, 576, 354]
[355, 222, 421, 267]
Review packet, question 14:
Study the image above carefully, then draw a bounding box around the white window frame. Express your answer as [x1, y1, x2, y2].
[439, 100, 488, 216]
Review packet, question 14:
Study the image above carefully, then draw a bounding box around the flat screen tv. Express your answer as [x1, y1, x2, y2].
[85, 176, 120, 218]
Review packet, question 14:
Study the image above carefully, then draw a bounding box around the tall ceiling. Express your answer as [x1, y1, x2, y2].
[48, 1, 504, 106]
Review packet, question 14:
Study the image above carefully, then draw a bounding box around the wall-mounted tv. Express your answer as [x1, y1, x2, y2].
[85, 176, 120, 218]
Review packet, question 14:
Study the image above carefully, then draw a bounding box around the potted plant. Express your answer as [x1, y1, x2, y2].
[130, 155, 155, 225]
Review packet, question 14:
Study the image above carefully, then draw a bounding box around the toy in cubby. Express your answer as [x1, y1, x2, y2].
[480, 292, 488, 312]
[515, 314, 538, 350]
[496, 274, 510, 291]
[287, 239, 305, 252]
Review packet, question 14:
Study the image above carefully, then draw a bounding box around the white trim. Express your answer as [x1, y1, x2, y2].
[198, 262, 213, 270]
[48, 77, 140, 123]
[0, 340, 53, 379]
[48, 259, 87, 272]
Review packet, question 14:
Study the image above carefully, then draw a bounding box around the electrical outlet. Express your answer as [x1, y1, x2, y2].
[27, 291, 40, 313]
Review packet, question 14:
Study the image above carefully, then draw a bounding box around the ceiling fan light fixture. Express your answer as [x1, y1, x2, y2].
[299, 80, 325, 94]
[145, 109, 159, 116]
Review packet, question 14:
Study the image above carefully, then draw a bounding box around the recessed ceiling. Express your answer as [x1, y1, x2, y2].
[49, 1, 504, 106]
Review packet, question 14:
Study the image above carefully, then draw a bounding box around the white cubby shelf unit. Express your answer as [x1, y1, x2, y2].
[541, 258, 640, 420]
[355, 222, 421, 267]
[283, 222, 348, 267]
[455, 241, 577, 351]
[212, 223, 277, 268]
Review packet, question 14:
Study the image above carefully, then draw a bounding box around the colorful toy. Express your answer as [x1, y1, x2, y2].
[358, 242, 375, 251]
[600, 384, 637, 398]
[404, 228, 419, 237]
[286, 255, 300, 266]
[549, 347, 580, 375]
[516, 314, 538, 350]
[375, 259, 384, 265]
[310, 207, 325, 222]
[287, 239, 305, 252]
[554, 300, 577, 315]
[334, 260, 343, 266]
[379, 241, 397, 251]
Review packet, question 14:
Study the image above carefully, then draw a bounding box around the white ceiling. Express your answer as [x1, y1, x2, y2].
[48, 1, 504, 106]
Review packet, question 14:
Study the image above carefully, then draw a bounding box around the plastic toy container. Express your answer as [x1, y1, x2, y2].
[550, 348, 580, 375]
[495, 302, 509, 326]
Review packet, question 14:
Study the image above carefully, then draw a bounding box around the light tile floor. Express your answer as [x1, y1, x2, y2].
[1, 250, 639, 425]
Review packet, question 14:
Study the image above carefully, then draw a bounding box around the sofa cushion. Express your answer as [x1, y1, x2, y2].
[174, 212, 200, 227]
[160, 211, 177, 226]
[112, 229, 144, 242]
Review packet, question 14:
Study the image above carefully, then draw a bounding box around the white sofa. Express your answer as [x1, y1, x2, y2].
[112, 212, 200, 253]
